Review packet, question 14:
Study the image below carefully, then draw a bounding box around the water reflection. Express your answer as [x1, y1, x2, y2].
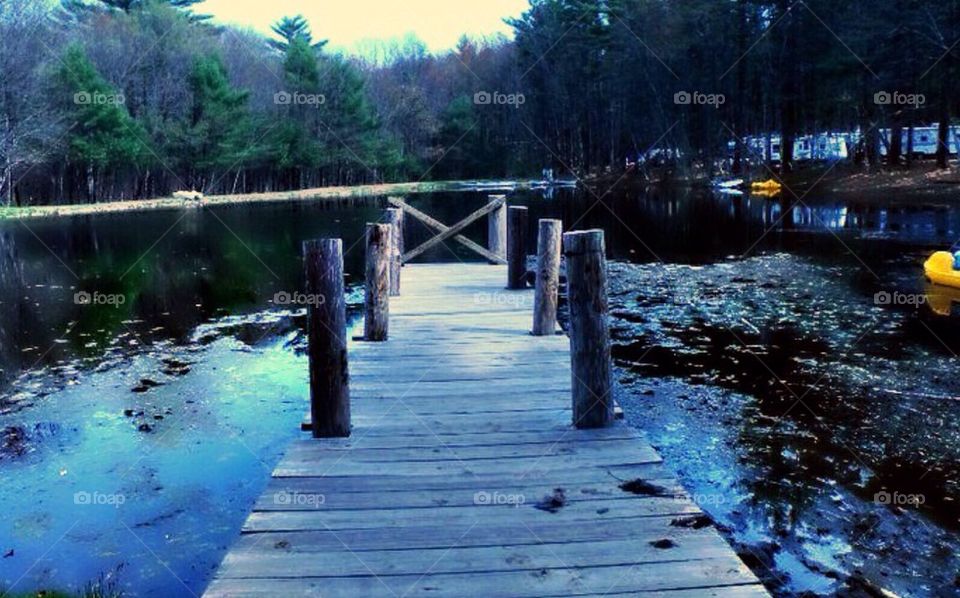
[790, 202, 958, 241]
[926, 282, 960, 317]
[0, 200, 381, 393]
[3, 188, 960, 396]
[2, 186, 960, 595]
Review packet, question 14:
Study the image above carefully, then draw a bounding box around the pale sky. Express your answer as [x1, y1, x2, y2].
[199, 0, 531, 55]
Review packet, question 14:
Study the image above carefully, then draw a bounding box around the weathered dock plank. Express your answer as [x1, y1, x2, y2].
[204, 263, 767, 597]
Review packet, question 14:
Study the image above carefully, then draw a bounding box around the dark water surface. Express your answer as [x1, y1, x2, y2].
[0, 187, 958, 596]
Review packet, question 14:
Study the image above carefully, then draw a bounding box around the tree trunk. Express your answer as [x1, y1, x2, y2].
[906, 125, 914, 169]
[889, 121, 902, 166]
[732, 0, 748, 175]
[3, 162, 11, 207]
[937, 89, 949, 169]
[86, 165, 96, 202]
[777, 0, 797, 174]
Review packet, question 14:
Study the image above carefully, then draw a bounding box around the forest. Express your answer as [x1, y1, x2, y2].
[1, 0, 959, 205]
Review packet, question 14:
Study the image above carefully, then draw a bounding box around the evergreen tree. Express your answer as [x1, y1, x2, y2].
[269, 38, 324, 187]
[317, 54, 384, 179]
[174, 53, 253, 190]
[270, 15, 327, 52]
[55, 44, 147, 200]
[284, 37, 321, 90]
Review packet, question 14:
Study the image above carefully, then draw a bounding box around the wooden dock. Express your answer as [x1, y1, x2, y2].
[204, 263, 767, 597]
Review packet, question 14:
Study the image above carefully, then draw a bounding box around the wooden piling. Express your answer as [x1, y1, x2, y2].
[563, 230, 614, 428]
[532, 219, 562, 335]
[364, 223, 391, 341]
[302, 238, 350, 438]
[487, 195, 507, 262]
[385, 207, 403, 296]
[507, 206, 529, 289]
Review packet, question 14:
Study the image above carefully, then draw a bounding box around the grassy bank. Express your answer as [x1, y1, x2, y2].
[0, 180, 510, 221]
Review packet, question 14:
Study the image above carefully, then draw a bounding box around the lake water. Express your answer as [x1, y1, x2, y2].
[1, 186, 958, 596]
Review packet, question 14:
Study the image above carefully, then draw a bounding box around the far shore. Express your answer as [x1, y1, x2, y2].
[0, 180, 541, 221]
[584, 161, 960, 204]
[5, 164, 960, 222]
[756, 161, 960, 202]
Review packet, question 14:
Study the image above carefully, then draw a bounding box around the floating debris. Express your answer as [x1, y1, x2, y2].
[609, 252, 960, 595]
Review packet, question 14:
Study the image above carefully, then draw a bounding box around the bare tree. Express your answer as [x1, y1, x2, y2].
[0, 0, 63, 205]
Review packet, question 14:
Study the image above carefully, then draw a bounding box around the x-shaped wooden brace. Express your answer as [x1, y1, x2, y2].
[388, 196, 508, 264]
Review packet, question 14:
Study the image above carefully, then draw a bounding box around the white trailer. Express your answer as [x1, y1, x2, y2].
[878, 125, 960, 158]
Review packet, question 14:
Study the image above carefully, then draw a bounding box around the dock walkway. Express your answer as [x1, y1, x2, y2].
[205, 263, 767, 597]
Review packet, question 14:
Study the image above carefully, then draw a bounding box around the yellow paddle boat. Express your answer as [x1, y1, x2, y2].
[923, 251, 960, 289]
[750, 178, 782, 192]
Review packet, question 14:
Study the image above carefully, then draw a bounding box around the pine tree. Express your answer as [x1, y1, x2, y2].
[284, 37, 321, 90]
[268, 38, 324, 187]
[270, 15, 327, 53]
[174, 53, 253, 190]
[318, 54, 384, 180]
[56, 44, 147, 201]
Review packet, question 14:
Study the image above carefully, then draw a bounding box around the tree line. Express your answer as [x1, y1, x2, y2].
[1, 0, 958, 206]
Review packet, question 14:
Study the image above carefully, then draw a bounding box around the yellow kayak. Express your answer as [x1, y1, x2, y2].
[751, 179, 782, 192]
[924, 251, 960, 289]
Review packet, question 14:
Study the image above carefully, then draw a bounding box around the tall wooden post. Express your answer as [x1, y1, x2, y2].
[303, 239, 350, 438]
[487, 195, 507, 263]
[364, 223, 391, 341]
[532, 219, 562, 335]
[563, 230, 614, 428]
[507, 206, 528, 289]
[385, 207, 403, 296]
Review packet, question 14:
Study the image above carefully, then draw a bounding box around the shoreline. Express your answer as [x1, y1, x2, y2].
[5, 164, 960, 222]
[0, 180, 535, 221]
[588, 162, 960, 204]
[767, 162, 960, 203]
